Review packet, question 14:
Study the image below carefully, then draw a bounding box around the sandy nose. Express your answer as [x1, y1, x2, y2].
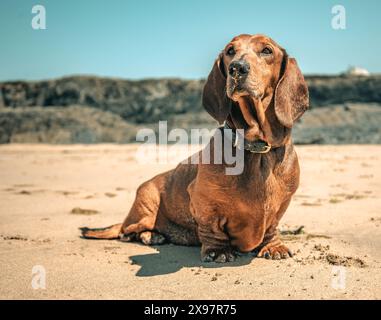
[229, 60, 250, 77]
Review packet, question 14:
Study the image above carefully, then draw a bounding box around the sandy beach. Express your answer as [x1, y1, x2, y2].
[0, 144, 380, 299]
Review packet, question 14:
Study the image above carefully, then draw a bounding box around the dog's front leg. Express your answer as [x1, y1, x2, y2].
[188, 181, 235, 263]
[255, 229, 293, 260]
[197, 218, 236, 263]
[254, 199, 293, 260]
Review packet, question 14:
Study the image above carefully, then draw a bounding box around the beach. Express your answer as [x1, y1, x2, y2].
[0, 144, 380, 299]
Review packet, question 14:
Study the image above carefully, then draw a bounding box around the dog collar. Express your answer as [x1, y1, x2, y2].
[222, 122, 272, 154]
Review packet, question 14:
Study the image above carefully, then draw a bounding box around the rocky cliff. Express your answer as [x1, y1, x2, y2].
[0, 75, 380, 144]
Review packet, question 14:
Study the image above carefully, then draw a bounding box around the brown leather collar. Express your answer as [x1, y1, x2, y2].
[222, 122, 272, 154]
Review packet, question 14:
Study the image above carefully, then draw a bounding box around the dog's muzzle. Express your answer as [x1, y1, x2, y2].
[223, 122, 272, 154]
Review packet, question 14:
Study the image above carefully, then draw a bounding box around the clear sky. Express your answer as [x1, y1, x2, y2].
[0, 0, 380, 81]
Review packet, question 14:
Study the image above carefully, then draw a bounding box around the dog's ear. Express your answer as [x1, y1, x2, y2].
[202, 53, 232, 124]
[274, 57, 309, 128]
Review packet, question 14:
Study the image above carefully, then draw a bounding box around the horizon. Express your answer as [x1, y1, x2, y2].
[2, 71, 381, 84]
[1, 0, 380, 81]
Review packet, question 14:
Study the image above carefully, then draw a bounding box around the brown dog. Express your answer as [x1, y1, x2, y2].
[81, 34, 309, 263]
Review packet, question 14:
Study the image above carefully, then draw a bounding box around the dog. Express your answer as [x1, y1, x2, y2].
[81, 34, 309, 263]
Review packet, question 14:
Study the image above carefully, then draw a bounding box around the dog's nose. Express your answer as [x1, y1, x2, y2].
[229, 60, 250, 77]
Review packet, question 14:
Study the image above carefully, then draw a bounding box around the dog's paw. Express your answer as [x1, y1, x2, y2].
[256, 243, 293, 260]
[138, 231, 166, 245]
[119, 233, 136, 242]
[201, 247, 236, 263]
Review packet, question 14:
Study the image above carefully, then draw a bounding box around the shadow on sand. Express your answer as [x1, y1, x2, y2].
[129, 244, 255, 277]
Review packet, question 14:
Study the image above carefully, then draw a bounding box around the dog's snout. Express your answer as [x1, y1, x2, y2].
[229, 60, 250, 77]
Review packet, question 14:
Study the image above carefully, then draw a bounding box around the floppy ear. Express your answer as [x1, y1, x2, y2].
[274, 57, 309, 128]
[202, 53, 232, 124]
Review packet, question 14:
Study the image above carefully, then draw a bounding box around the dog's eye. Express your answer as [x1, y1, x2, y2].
[226, 47, 235, 56]
[261, 47, 273, 56]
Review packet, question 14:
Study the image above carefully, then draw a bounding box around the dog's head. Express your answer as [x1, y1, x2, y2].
[203, 34, 309, 147]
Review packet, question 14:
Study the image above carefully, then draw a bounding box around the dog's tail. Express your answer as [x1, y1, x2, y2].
[80, 223, 122, 240]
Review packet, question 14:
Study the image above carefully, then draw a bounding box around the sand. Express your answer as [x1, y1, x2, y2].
[0, 144, 380, 299]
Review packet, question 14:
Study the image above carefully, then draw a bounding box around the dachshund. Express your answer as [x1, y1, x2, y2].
[81, 34, 309, 263]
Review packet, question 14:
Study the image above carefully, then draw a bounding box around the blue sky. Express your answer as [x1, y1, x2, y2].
[0, 0, 380, 81]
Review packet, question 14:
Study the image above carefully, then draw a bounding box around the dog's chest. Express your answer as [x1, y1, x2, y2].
[235, 171, 286, 214]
